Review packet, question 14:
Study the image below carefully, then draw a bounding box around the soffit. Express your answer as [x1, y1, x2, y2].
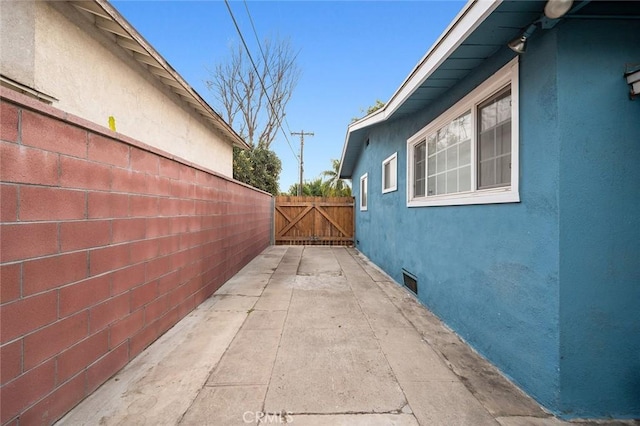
[340, 0, 640, 178]
[68, 0, 249, 149]
[389, 1, 542, 119]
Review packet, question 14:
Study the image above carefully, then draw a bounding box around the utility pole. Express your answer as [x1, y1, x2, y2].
[291, 130, 314, 196]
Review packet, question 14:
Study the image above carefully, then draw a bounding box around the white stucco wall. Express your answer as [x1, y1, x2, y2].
[0, 2, 36, 88]
[1, 1, 232, 177]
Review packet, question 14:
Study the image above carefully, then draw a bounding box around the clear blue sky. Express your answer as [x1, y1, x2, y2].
[112, 1, 465, 192]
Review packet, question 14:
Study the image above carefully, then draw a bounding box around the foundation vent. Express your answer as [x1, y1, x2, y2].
[402, 269, 418, 294]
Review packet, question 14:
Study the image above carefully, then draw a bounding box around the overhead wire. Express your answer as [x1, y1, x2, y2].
[223, 0, 299, 165]
[242, 0, 296, 136]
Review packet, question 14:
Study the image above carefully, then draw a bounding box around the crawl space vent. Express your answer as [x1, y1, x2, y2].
[402, 269, 418, 294]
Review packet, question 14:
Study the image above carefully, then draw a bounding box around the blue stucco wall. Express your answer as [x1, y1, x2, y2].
[350, 18, 639, 418]
[352, 38, 563, 410]
[556, 20, 640, 418]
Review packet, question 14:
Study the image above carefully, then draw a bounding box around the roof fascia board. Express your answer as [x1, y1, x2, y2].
[349, 108, 385, 132]
[350, 0, 502, 133]
[90, 0, 249, 149]
[337, 130, 351, 179]
[385, 0, 502, 119]
[70, 1, 111, 20]
[339, 109, 385, 178]
[340, 0, 501, 178]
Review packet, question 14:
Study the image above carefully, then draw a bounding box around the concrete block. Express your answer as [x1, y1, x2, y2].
[292, 275, 349, 291]
[179, 385, 266, 425]
[333, 248, 376, 282]
[253, 288, 292, 311]
[403, 380, 498, 426]
[208, 328, 281, 386]
[286, 290, 370, 330]
[376, 280, 548, 418]
[376, 327, 458, 383]
[265, 275, 296, 289]
[349, 278, 381, 295]
[297, 247, 342, 276]
[242, 310, 287, 330]
[496, 416, 569, 426]
[216, 274, 271, 297]
[239, 246, 286, 270]
[264, 327, 406, 413]
[353, 286, 412, 331]
[288, 413, 419, 425]
[211, 295, 258, 312]
[58, 306, 246, 425]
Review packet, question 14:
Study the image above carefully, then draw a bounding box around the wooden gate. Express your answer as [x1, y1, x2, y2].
[274, 196, 354, 246]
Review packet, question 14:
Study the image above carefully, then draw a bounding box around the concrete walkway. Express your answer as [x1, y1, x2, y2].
[59, 246, 604, 425]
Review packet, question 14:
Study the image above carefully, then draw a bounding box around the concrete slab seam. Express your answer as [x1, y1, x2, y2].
[343, 248, 505, 421]
[337, 247, 410, 414]
[261, 246, 298, 415]
[347, 248, 552, 422]
[177, 252, 285, 423]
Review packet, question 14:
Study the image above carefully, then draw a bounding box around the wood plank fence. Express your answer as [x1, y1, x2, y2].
[274, 196, 354, 246]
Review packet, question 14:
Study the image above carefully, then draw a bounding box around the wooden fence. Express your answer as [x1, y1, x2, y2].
[274, 196, 354, 246]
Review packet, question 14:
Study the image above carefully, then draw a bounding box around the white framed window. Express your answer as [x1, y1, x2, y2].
[407, 58, 519, 207]
[382, 152, 398, 193]
[360, 173, 368, 211]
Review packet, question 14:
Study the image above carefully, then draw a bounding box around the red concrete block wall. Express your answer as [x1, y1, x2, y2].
[0, 89, 272, 425]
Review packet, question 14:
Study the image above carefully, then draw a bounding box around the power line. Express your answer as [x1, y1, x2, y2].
[223, 0, 299, 165]
[242, 0, 295, 136]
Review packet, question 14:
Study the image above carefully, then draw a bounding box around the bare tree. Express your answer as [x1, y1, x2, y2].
[206, 37, 301, 149]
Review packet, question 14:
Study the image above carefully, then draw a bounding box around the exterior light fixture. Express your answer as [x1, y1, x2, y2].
[625, 65, 640, 99]
[508, 24, 538, 54]
[510, 0, 579, 54]
[544, 0, 574, 19]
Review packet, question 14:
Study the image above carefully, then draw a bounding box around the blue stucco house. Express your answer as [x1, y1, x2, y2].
[339, 0, 639, 419]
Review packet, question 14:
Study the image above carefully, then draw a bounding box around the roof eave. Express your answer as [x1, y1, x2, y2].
[77, 0, 249, 150]
[382, 0, 501, 120]
[338, 109, 386, 179]
[339, 0, 502, 178]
